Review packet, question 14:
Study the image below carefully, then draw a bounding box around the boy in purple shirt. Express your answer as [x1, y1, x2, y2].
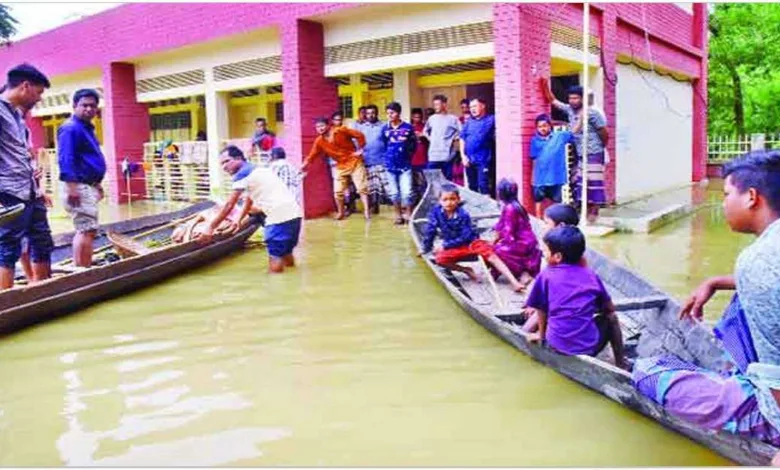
[524, 225, 626, 368]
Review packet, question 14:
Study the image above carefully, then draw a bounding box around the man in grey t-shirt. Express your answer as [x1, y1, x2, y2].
[0, 64, 53, 290]
[424, 94, 461, 181]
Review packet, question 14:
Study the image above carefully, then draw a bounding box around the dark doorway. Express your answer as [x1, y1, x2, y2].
[550, 74, 579, 123]
[466, 82, 495, 114]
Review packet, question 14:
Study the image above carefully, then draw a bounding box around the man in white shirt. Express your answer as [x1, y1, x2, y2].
[202, 145, 302, 274]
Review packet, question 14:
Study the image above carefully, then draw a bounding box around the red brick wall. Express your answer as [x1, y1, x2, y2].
[281, 19, 339, 218]
[101, 62, 150, 204]
[601, 7, 619, 203]
[24, 116, 45, 151]
[615, 20, 701, 79]
[493, 3, 551, 211]
[0, 3, 362, 77]
[691, 3, 709, 182]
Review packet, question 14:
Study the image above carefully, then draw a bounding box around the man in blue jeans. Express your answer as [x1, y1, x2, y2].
[380, 102, 417, 225]
[0, 63, 53, 290]
[460, 98, 496, 195]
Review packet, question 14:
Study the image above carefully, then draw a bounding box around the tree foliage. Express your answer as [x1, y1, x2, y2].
[708, 4, 780, 135]
[0, 4, 17, 44]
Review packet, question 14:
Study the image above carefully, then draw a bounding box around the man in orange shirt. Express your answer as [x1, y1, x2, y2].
[302, 117, 370, 220]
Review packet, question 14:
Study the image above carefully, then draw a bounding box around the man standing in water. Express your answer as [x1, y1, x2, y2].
[303, 117, 370, 220]
[202, 145, 302, 274]
[0, 64, 54, 290]
[354, 104, 387, 215]
[58, 88, 106, 268]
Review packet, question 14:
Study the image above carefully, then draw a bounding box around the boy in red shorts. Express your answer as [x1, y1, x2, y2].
[419, 183, 527, 291]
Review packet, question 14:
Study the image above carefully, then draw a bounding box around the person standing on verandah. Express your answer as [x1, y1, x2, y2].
[302, 117, 370, 221]
[379, 101, 417, 225]
[58, 88, 107, 268]
[424, 94, 461, 182]
[540, 78, 609, 223]
[0, 64, 54, 290]
[460, 97, 496, 196]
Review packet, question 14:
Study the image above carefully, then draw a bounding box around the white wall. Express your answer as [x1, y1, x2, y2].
[615, 63, 693, 202]
[673, 3, 693, 14]
[322, 3, 492, 47]
[134, 29, 280, 80]
[32, 69, 103, 117]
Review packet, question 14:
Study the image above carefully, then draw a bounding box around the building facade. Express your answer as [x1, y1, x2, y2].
[0, 3, 708, 217]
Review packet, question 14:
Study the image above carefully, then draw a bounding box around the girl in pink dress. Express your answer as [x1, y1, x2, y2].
[492, 178, 542, 289]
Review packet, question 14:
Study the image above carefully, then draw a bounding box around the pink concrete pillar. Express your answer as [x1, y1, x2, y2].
[24, 115, 45, 150]
[280, 19, 338, 219]
[601, 7, 618, 204]
[101, 62, 149, 204]
[691, 3, 709, 182]
[493, 4, 551, 211]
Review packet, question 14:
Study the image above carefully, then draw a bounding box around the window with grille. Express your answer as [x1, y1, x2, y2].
[275, 102, 284, 122]
[149, 111, 192, 142]
[339, 96, 353, 119]
[150, 111, 191, 130]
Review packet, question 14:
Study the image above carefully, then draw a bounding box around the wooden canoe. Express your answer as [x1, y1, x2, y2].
[0, 201, 262, 335]
[409, 170, 778, 466]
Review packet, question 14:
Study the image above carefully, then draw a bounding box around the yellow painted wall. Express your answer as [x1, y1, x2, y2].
[418, 86, 468, 110]
[366, 89, 394, 115]
[229, 103, 257, 139]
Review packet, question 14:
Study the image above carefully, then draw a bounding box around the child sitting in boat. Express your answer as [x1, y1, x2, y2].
[491, 177, 542, 288]
[419, 183, 527, 292]
[523, 225, 626, 369]
[543, 203, 580, 231]
[632, 150, 780, 447]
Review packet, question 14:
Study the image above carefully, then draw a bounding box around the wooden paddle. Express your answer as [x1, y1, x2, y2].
[477, 255, 506, 313]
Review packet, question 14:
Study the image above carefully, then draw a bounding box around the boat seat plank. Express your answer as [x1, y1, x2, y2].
[614, 296, 668, 312]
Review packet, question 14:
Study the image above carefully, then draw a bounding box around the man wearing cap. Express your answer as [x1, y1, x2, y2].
[58, 88, 106, 268]
[0, 63, 54, 289]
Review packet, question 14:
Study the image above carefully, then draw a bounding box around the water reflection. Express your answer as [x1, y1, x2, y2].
[53, 331, 288, 466]
[0, 199, 740, 466]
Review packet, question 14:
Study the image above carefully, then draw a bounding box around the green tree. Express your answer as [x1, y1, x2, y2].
[708, 4, 780, 136]
[0, 4, 17, 45]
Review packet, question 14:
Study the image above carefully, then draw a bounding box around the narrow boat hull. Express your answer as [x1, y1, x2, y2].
[409, 170, 777, 466]
[0, 202, 261, 335]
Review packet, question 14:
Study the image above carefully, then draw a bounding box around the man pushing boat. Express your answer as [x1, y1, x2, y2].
[200, 145, 302, 274]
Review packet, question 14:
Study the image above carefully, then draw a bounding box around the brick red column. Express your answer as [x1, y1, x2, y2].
[101, 62, 149, 204]
[691, 3, 708, 182]
[601, 7, 618, 204]
[24, 115, 45, 150]
[280, 19, 338, 219]
[493, 4, 551, 211]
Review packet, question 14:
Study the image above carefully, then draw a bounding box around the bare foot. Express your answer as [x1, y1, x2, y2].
[364, 210, 371, 221]
[519, 272, 534, 288]
[464, 267, 481, 282]
[333, 212, 346, 221]
[512, 281, 528, 293]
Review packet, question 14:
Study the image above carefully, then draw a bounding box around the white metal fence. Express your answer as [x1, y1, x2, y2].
[38, 139, 283, 205]
[707, 133, 780, 163]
